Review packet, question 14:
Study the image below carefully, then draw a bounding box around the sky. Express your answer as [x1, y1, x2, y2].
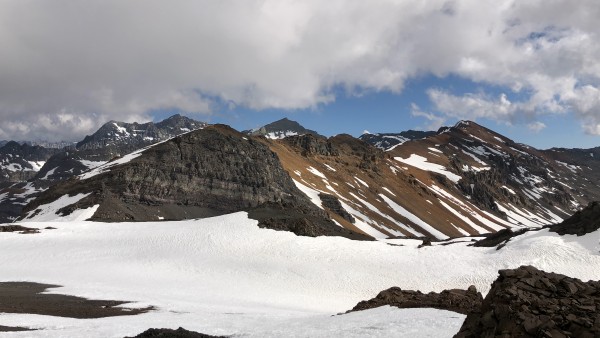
[1, 1, 600, 149]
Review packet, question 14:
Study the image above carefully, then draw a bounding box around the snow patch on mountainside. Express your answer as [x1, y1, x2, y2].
[395, 154, 462, 183]
[21, 193, 97, 222]
[293, 179, 323, 209]
[307, 166, 327, 179]
[266, 130, 299, 139]
[79, 160, 106, 169]
[27, 161, 45, 171]
[379, 194, 446, 239]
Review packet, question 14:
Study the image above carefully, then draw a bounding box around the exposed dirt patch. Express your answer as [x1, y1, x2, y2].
[0, 282, 153, 319]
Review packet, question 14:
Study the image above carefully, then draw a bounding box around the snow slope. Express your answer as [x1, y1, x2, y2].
[0, 212, 598, 337]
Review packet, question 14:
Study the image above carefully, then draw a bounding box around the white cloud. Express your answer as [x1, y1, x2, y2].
[410, 103, 447, 130]
[0, 0, 599, 139]
[527, 121, 547, 133]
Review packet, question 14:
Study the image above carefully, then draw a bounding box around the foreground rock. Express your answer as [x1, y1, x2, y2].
[455, 266, 600, 338]
[349, 286, 483, 315]
[126, 327, 225, 338]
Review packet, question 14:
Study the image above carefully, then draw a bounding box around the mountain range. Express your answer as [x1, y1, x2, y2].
[2, 115, 599, 240]
[1, 114, 600, 337]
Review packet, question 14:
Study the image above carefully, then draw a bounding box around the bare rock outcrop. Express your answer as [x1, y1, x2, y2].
[455, 265, 600, 338]
[318, 193, 355, 223]
[549, 201, 600, 236]
[349, 285, 483, 315]
[126, 327, 225, 338]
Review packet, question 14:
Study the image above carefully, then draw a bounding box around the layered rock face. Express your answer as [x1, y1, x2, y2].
[455, 266, 600, 338]
[349, 286, 483, 315]
[23, 125, 368, 239]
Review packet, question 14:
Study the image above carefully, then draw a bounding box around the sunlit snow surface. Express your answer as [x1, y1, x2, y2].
[21, 193, 98, 222]
[395, 154, 462, 183]
[0, 212, 599, 337]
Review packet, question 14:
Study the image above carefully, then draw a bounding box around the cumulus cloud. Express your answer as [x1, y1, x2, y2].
[527, 121, 547, 133]
[0, 0, 599, 140]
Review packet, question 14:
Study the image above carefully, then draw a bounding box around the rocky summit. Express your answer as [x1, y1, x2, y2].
[243, 117, 321, 139]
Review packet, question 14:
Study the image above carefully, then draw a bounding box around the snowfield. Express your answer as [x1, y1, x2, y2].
[0, 212, 599, 337]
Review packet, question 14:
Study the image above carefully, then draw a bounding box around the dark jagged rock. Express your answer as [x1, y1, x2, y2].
[0, 325, 34, 332]
[126, 327, 225, 338]
[22, 125, 370, 240]
[418, 238, 432, 248]
[455, 266, 600, 338]
[349, 285, 483, 315]
[0, 224, 39, 234]
[548, 201, 600, 236]
[472, 228, 530, 249]
[329, 134, 387, 172]
[282, 134, 338, 156]
[318, 193, 355, 223]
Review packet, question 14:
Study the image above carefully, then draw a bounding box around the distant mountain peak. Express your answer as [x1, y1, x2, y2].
[243, 117, 321, 139]
[76, 114, 206, 150]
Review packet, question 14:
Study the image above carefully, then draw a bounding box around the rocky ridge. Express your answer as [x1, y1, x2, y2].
[359, 130, 436, 150]
[21, 125, 368, 239]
